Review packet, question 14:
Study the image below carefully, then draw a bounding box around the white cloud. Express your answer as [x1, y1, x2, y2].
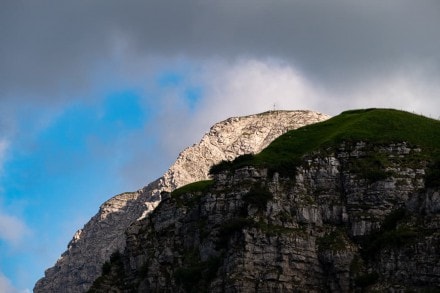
[195, 58, 440, 119]
[0, 212, 29, 247]
[198, 58, 323, 118]
[0, 272, 20, 293]
[184, 58, 324, 139]
[345, 70, 440, 119]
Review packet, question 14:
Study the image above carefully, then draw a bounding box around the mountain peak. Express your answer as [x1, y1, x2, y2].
[34, 110, 329, 292]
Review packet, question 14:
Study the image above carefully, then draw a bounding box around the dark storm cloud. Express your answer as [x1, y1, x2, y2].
[1, 0, 439, 99]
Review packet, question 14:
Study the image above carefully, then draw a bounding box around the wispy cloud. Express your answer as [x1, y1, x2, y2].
[0, 211, 29, 247]
[196, 58, 440, 119]
[0, 272, 21, 293]
[198, 58, 322, 116]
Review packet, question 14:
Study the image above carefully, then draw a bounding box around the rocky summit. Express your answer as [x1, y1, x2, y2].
[34, 110, 329, 293]
[87, 109, 440, 292]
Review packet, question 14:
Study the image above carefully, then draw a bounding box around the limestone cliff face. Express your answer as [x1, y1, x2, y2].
[34, 110, 329, 293]
[89, 142, 440, 292]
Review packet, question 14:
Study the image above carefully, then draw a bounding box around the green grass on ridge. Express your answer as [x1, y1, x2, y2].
[210, 108, 440, 175]
[171, 180, 214, 198]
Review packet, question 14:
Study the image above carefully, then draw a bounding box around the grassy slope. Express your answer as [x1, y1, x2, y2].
[171, 180, 214, 198]
[209, 108, 440, 176]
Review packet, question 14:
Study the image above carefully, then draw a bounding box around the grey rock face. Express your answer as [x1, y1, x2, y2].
[34, 110, 329, 293]
[90, 142, 440, 292]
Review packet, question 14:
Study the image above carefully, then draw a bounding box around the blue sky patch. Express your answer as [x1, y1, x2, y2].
[157, 71, 185, 88]
[0, 90, 154, 290]
[184, 87, 203, 111]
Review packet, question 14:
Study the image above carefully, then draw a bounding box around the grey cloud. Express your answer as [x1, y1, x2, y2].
[1, 0, 439, 100]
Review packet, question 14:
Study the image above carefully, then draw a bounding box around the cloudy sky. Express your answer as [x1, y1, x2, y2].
[1, 0, 440, 291]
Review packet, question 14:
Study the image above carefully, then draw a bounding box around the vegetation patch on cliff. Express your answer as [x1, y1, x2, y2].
[174, 251, 221, 292]
[242, 184, 273, 211]
[346, 149, 397, 183]
[216, 218, 256, 248]
[425, 160, 440, 188]
[88, 251, 125, 293]
[209, 154, 254, 174]
[171, 180, 214, 197]
[171, 180, 214, 207]
[361, 208, 419, 258]
[354, 272, 379, 288]
[317, 229, 348, 252]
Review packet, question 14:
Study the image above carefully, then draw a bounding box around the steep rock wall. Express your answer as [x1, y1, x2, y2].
[90, 142, 440, 292]
[34, 110, 329, 292]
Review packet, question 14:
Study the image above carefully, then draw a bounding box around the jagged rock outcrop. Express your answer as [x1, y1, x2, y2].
[89, 141, 440, 292]
[34, 110, 329, 293]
